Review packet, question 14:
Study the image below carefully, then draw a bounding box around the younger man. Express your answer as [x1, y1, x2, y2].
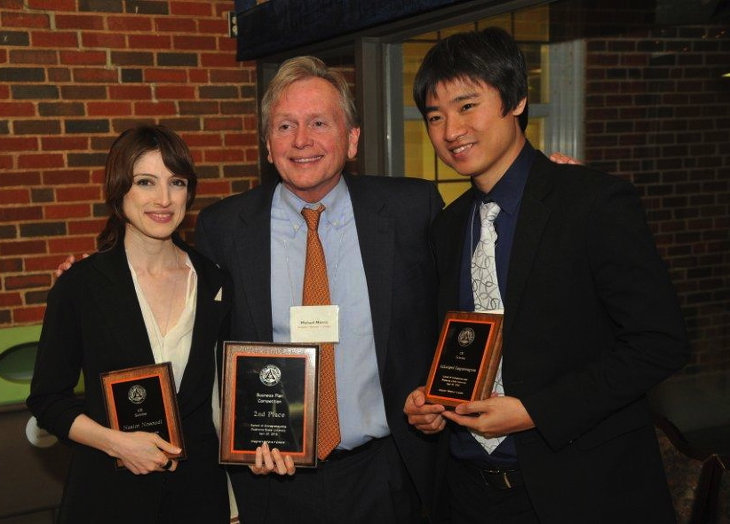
[404, 28, 688, 523]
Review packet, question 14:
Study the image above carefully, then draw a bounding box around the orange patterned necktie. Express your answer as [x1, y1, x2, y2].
[301, 205, 341, 460]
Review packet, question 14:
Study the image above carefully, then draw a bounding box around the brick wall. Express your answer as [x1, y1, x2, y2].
[0, 0, 259, 326]
[583, 26, 730, 374]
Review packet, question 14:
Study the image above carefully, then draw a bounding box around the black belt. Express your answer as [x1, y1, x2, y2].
[465, 462, 524, 490]
[321, 436, 387, 462]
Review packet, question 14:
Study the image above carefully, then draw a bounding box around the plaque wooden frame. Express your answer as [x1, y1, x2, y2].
[425, 311, 503, 407]
[101, 362, 185, 469]
[220, 342, 318, 467]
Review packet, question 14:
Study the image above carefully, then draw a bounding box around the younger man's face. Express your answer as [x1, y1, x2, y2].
[423, 77, 526, 193]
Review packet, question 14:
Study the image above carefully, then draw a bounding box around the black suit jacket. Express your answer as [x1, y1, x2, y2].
[195, 173, 443, 517]
[28, 238, 231, 524]
[432, 152, 689, 523]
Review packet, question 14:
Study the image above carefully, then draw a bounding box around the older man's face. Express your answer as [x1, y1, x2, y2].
[266, 77, 360, 203]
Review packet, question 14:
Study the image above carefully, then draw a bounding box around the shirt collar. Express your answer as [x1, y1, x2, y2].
[473, 141, 535, 216]
[276, 175, 350, 233]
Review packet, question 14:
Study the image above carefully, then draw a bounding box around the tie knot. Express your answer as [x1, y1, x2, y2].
[302, 205, 325, 231]
[480, 201, 500, 223]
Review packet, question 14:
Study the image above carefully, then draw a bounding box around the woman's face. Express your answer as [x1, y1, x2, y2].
[122, 150, 189, 242]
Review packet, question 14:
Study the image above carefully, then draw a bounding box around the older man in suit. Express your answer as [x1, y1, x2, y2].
[195, 56, 442, 523]
[404, 28, 689, 523]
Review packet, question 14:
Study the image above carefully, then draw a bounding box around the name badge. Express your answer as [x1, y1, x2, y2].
[290, 305, 339, 343]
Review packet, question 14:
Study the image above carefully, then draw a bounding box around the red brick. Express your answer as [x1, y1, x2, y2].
[0, 239, 45, 254]
[55, 14, 104, 30]
[225, 133, 257, 147]
[27, 0, 75, 9]
[209, 68, 249, 83]
[204, 148, 245, 162]
[25, 254, 72, 272]
[45, 203, 92, 219]
[0, 102, 35, 117]
[1, 11, 50, 27]
[182, 133, 222, 147]
[197, 18, 227, 35]
[0, 0, 22, 10]
[174, 35, 217, 50]
[204, 117, 243, 131]
[169, 1, 212, 16]
[201, 53, 238, 68]
[128, 35, 172, 50]
[41, 136, 88, 151]
[87, 101, 133, 116]
[9, 49, 57, 64]
[145, 68, 187, 83]
[60, 50, 107, 65]
[197, 179, 233, 195]
[0, 292, 22, 307]
[219, 38, 236, 53]
[13, 306, 46, 324]
[43, 169, 91, 185]
[0, 136, 38, 150]
[73, 67, 118, 83]
[48, 236, 95, 253]
[31, 30, 78, 47]
[188, 69, 208, 83]
[133, 101, 176, 116]
[108, 85, 152, 99]
[82, 32, 125, 48]
[107, 16, 152, 32]
[0, 156, 13, 170]
[155, 85, 195, 99]
[18, 154, 64, 169]
[67, 218, 106, 235]
[0, 172, 42, 187]
[0, 189, 30, 205]
[154, 17, 196, 33]
[5, 273, 51, 290]
[56, 186, 101, 202]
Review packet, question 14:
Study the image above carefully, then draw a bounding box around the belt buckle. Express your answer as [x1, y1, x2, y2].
[480, 468, 513, 490]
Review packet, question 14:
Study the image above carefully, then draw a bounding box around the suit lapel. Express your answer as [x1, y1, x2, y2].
[435, 189, 474, 316]
[345, 174, 394, 374]
[504, 153, 554, 340]
[233, 182, 277, 341]
[175, 242, 227, 413]
[89, 242, 156, 368]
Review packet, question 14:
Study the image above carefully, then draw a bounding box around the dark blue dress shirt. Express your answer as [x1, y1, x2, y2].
[450, 141, 536, 467]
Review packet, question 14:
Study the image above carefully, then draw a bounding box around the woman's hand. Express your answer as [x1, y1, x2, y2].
[68, 414, 181, 475]
[109, 430, 182, 475]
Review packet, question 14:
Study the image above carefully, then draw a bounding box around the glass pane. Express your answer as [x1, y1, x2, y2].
[522, 43, 544, 104]
[436, 157, 466, 181]
[525, 118, 544, 152]
[513, 4, 549, 41]
[404, 121, 435, 180]
[477, 13, 511, 32]
[437, 181, 472, 206]
[403, 42, 436, 108]
[440, 23, 477, 38]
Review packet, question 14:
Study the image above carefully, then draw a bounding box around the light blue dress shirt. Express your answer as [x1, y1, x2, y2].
[270, 176, 389, 449]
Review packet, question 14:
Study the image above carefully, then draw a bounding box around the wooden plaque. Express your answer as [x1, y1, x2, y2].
[220, 342, 318, 467]
[425, 311, 503, 407]
[101, 362, 185, 468]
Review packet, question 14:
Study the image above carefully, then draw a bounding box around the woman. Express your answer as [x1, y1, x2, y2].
[28, 125, 231, 523]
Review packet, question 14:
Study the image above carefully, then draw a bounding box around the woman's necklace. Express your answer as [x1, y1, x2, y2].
[156, 247, 184, 355]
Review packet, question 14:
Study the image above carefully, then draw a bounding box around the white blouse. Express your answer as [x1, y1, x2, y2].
[129, 254, 197, 392]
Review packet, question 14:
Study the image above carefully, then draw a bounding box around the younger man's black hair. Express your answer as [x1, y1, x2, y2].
[413, 27, 529, 132]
